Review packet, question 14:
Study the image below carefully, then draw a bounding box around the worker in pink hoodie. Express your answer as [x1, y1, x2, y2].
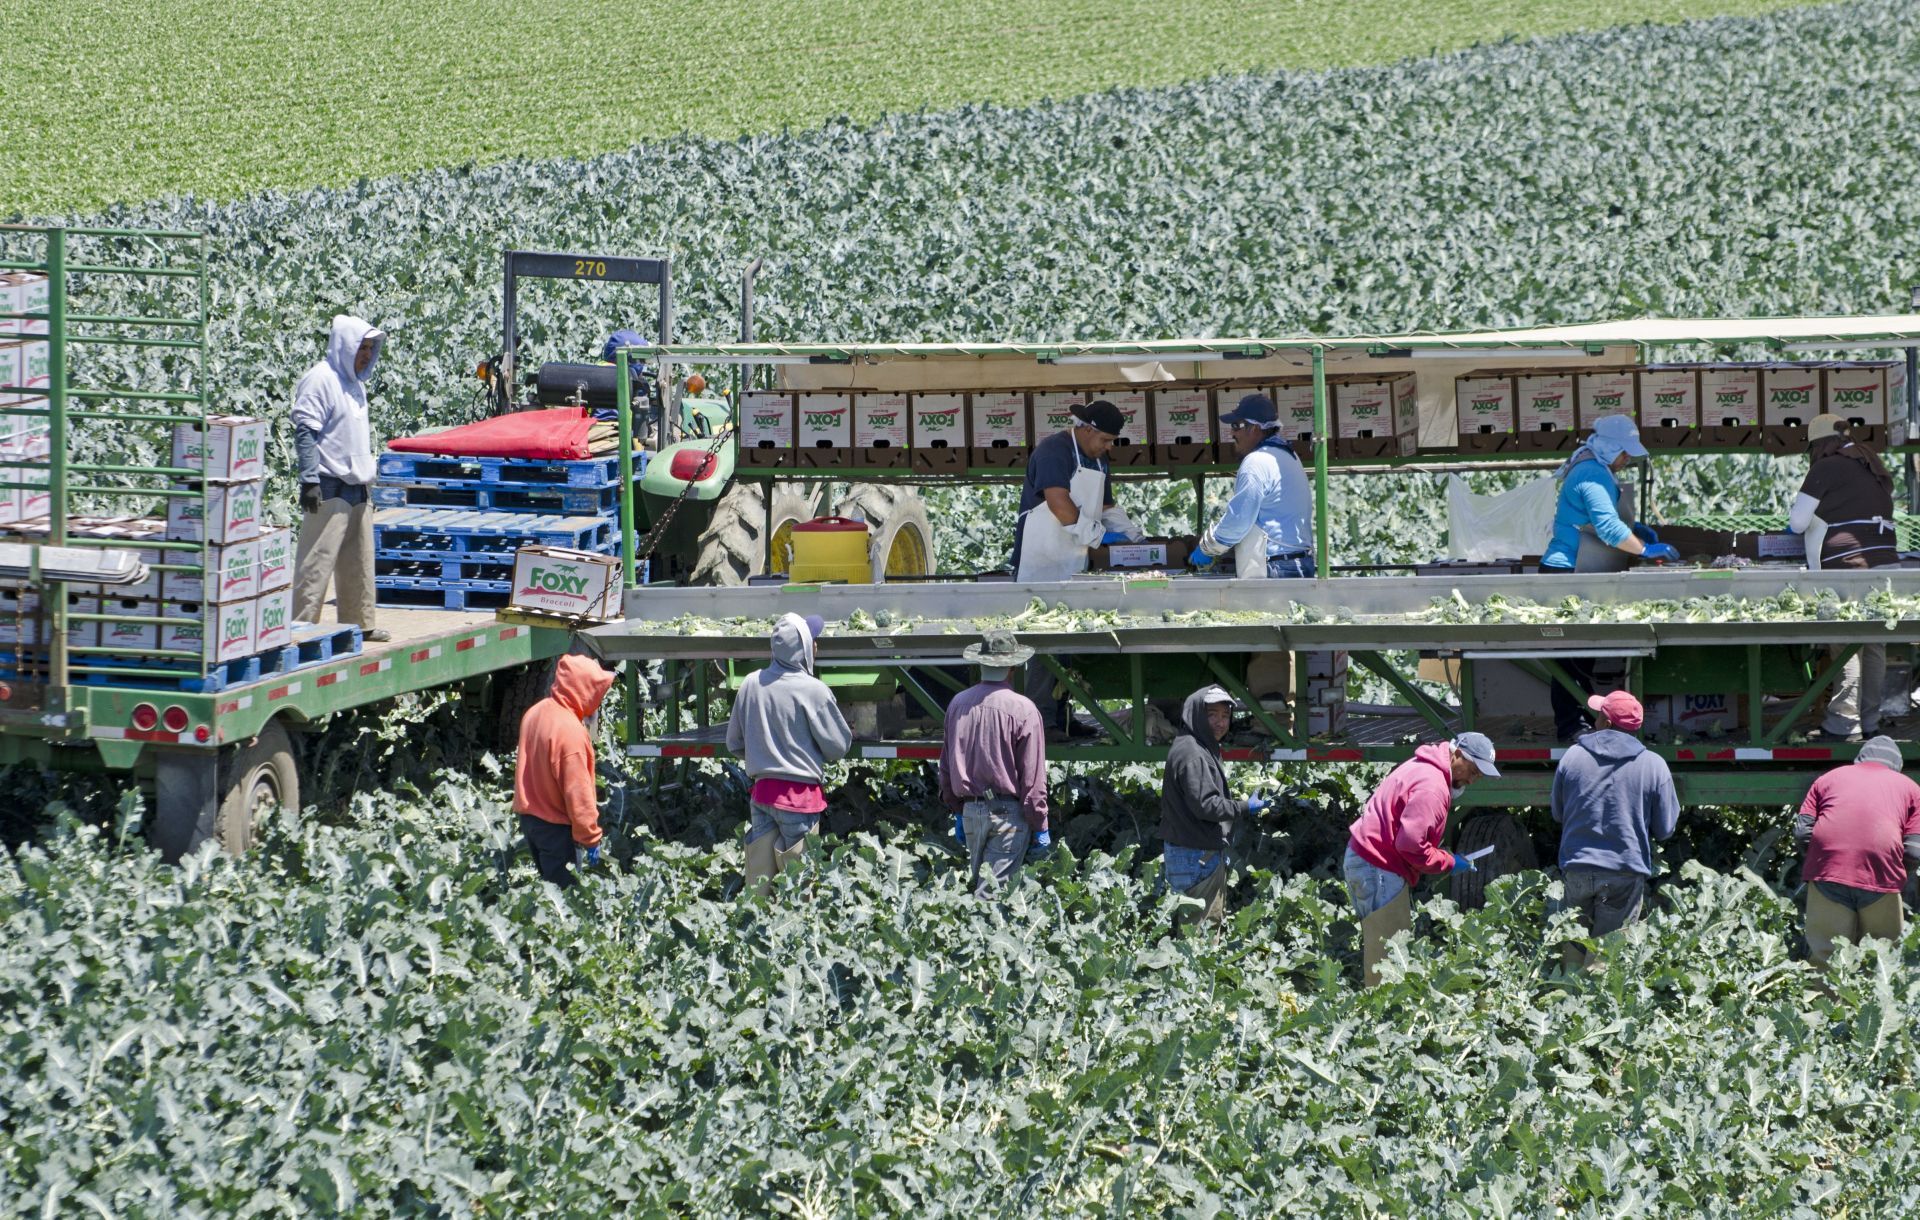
[513, 653, 618, 888]
[1344, 733, 1500, 985]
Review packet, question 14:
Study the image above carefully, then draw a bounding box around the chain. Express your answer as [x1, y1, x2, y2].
[633, 426, 731, 560]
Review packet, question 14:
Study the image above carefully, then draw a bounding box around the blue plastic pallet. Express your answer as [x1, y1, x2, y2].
[372, 509, 615, 556]
[375, 581, 511, 611]
[373, 481, 620, 515]
[61, 652, 262, 693]
[249, 624, 365, 678]
[376, 556, 514, 585]
[373, 540, 616, 564]
[377, 450, 645, 489]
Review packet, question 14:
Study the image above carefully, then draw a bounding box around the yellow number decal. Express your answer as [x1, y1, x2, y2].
[573, 259, 608, 278]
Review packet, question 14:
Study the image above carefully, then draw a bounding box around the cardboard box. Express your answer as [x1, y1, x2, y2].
[510, 545, 622, 619]
[162, 599, 255, 666]
[910, 392, 968, 473]
[1151, 387, 1214, 463]
[1822, 362, 1894, 430]
[1455, 373, 1516, 450]
[17, 433, 49, 519]
[1303, 650, 1350, 680]
[1761, 365, 1823, 429]
[1575, 368, 1638, 431]
[1106, 390, 1152, 467]
[1030, 392, 1082, 441]
[0, 274, 23, 337]
[1270, 380, 1318, 447]
[1637, 366, 1700, 448]
[254, 586, 293, 652]
[1513, 372, 1577, 448]
[970, 392, 1029, 466]
[255, 527, 293, 592]
[0, 587, 39, 645]
[739, 391, 794, 453]
[1644, 691, 1741, 735]
[1089, 536, 1192, 570]
[1698, 365, 1763, 445]
[852, 392, 909, 452]
[165, 538, 261, 603]
[1, 273, 49, 338]
[795, 392, 850, 467]
[0, 342, 19, 409]
[66, 595, 99, 651]
[1333, 375, 1417, 458]
[166, 479, 263, 543]
[98, 600, 161, 654]
[172, 416, 268, 482]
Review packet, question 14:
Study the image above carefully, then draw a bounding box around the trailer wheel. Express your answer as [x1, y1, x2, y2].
[215, 720, 299, 855]
[688, 481, 821, 586]
[488, 660, 555, 754]
[1448, 811, 1537, 910]
[834, 484, 934, 580]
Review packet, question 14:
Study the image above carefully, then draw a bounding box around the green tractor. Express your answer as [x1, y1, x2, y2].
[481, 250, 932, 585]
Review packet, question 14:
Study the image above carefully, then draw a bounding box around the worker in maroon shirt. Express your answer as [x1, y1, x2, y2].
[941, 630, 1050, 896]
[1795, 736, 1920, 967]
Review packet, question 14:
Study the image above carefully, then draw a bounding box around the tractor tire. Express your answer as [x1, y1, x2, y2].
[688, 481, 822, 586]
[834, 484, 935, 581]
[215, 719, 300, 855]
[1447, 811, 1538, 910]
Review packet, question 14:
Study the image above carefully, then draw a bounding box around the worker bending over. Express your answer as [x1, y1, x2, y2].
[726, 613, 852, 897]
[1539, 415, 1676, 739]
[1549, 691, 1679, 967]
[1158, 685, 1267, 927]
[1190, 394, 1315, 578]
[291, 314, 389, 642]
[1795, 736, 1920, 967]
[1344, 734, 1499, 986]
[513, 653, 618, 888]
[1013, 400, 1142, 736]
[1790, 415, 1899, 741]
[941, 631, 1051, 896]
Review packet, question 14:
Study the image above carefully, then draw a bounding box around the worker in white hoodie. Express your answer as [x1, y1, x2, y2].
[291, 315, 387, 641]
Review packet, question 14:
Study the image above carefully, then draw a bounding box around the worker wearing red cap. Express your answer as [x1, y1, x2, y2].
[1550, 690, 1679, 966]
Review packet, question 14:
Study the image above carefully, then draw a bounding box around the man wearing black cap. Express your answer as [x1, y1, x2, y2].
[1012, 398, 1142, 733]
[1191, 393, 1316, 578]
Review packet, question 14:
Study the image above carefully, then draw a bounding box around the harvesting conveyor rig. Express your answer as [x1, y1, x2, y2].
[584, 314, 1920, 870]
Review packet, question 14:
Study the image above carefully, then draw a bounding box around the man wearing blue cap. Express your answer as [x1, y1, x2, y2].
[1191, 393, 1316, 578]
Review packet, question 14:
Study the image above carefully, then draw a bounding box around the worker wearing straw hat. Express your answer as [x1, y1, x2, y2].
[942, 630, 1051, 896]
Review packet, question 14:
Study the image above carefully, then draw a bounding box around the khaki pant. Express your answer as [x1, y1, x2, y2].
[1824, 643, 1886, 736]
[1805, 883, 1904, 967]
[1360, 888, 1412, 988]
[293, 495, 375, 628]
[743, 802, 818, 899]
[1177, 862, 1229, 933]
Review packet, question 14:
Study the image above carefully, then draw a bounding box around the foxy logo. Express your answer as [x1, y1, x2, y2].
[1589, 393, 1625, 409]
[1833, 388, 1878, 405]
[1166, 408, 1200, 423]
[917, 411, 960, 429]
[1469, 397, 1505, 412]
[984, 410, 1019, 427]
[521, 565, 590, 597]
[803, 408, 846, 427]
[1349, 400, 1383, 417]
[1653, 392, 1686, 407]
[1768, 384, 1815, 403]
[864, 411, 900, 426]
[1528, 394, 1566, 409]
[259, 599, 287, 629]
[751, 412, 786, 427]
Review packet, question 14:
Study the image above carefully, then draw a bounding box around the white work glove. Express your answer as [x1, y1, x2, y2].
[1100, 506, 1146, 543]
[1068, 514, 1106, 548]
[1197, 529, 1229, 558]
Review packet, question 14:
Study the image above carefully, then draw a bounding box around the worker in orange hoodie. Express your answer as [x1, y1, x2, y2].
[513, 653, 618, 887]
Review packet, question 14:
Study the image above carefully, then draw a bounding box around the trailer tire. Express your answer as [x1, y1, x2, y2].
[216, 719, 299, 855]
[834, 484, 935, 581]
[688, 482, 821, 586]
[489, 661, 555, 754]
[1448, 811, 1537, 910]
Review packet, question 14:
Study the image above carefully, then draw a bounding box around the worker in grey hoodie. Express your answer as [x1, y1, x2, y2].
[1158, 685, 1268, 928]
[726, 613, 853, 897]
[291, 314, 388, 641]
[1549, 690, 1680, 967]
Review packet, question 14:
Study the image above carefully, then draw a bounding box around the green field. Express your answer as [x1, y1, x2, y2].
[4, 0, 1810, 211]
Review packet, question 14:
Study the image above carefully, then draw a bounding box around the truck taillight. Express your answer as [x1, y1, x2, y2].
[162, 705, 189, 732]
[132, 703, 159, 730]
[194, 726, 211, 743]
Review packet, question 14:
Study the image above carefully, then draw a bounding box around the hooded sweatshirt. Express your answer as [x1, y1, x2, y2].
[1551, 728, 1679, 876]
[291, 315, 384, 486]
[1348, 742, 1457, 884]
[514, 654, 616, 847]
[726, 613, 853, 787]
[1542, 454, 1632, 571]
[1159, 688, 1239, 851]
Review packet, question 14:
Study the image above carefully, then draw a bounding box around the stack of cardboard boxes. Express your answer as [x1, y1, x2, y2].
[158, 417, 293, 666]
[0, 272, 52, 523]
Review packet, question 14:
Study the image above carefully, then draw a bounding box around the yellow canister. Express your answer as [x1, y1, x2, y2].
[788, 516, 872, 584]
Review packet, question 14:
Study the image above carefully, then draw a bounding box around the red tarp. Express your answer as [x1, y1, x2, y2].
[387, 408, 595, 459]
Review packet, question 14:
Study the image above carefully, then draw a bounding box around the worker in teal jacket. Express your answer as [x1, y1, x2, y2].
[1539, 414, 1677, 739]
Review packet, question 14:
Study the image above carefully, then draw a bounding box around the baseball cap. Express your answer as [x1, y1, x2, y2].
[1590, 413, 1649, 458]
[1070, 399, 1126, 436]
[802, 614, 825, 641]
[1858, 735, 1903, 771]
[602, 328, 649, 363]
[1807, 413, 1847, 443]
[1454, 732, 1500, 777]
[1587, 689, 1644, 731]
[1218, 393, 1278, 428]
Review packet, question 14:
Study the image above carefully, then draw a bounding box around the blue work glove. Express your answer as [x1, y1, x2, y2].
[576, 844, 601, 867]
[1026, 829, 1053, 862]
[1190, 551, 1216, 569]
[1785, 522, 1801, 535]
[952, 810, 967, 848]
[1631, 523, 1660, 545]
[1246, 794, 1270, 815]
[1101, 530, 1129, 545]
[1641, 542, 1680, 563]
[1450, 852, 1477, 875]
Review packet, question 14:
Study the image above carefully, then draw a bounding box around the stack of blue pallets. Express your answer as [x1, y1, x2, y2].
[372, 450, 637, 611]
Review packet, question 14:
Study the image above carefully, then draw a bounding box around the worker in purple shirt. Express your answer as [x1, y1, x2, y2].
[940, 630, 1051, 896]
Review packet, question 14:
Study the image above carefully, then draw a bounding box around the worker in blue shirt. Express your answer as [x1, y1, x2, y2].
[1540, 413, 1678, 738]
[1191, 393, 1316, 578]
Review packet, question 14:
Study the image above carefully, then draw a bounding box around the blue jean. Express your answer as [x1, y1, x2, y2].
[1343, 844, 1407, 920]
[1267, 553, 1316, 579]
[1163, 844, 1224, 894]
[746, 803, 819, 851]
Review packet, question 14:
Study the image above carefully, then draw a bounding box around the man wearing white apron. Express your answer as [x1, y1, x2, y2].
[1790, 415, 1900, 741]
[1190, 393, 1317, 579]
[1012, 399, 1143, 734]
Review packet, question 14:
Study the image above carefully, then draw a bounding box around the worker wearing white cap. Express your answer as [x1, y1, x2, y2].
[1539, 415, 1678, 741]
[1795, 736, 1920, 966]
[1790, 415, 1898, 741]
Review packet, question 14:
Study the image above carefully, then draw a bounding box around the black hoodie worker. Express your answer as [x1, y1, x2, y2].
[1159, 685, 1267, 925]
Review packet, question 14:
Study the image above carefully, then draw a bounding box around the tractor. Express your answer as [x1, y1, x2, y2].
[476, 249, 932, 586]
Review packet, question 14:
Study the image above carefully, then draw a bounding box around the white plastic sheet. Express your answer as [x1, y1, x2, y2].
[1445, 473, 1558, 562]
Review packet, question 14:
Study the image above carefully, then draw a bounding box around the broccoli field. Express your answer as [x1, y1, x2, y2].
[9, 0, 1920, 1213]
